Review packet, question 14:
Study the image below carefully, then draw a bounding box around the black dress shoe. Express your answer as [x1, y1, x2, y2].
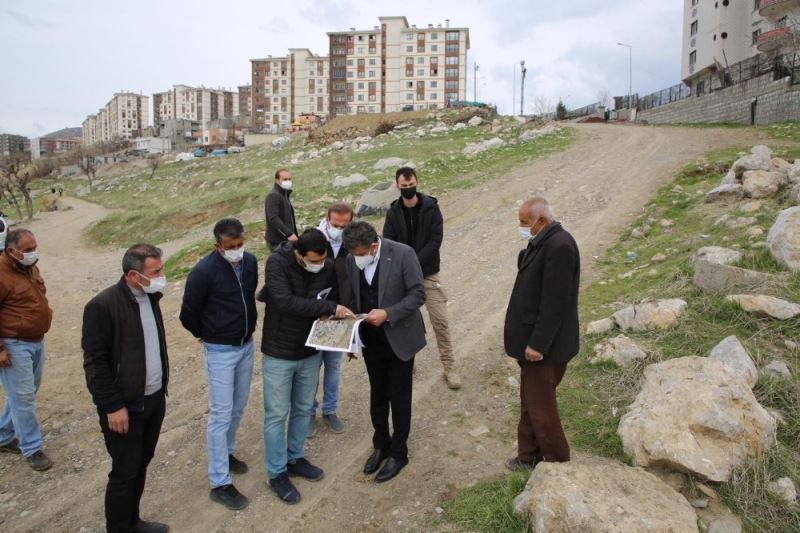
[363, 448, 388, 475]
[131, 520, 170, 533]
[375, 457, 408, 483]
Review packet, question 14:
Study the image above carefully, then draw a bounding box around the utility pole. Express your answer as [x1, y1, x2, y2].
[519, 60, 527, 116]
[473, 62, 479, 101]
[512, 66, 516, 115]
[617, 42, 633, 115]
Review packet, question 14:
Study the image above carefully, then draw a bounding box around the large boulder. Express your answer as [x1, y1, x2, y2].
[618, 356, 776, 482]
[590, 335, 647, 367]
[726, 294, 800, 320]
[705, 184, 744, 203]
[373, 157, 406, 171]
[333, 173, 368, 188]
[355, 181, 398, 217]
[612, 299, 688, 332]
[708, 336, 758, 388]
[767, 206, 800, 271]
[692, 247, 774, 293]
[586, 318, 615, 335]
[742, 170, 784, 199]
[463, 137, 506, 157]
[732, 146, 771, 179]
[512, 457, 699, 533]
[788, 162, 800, 184]
[467, 115, 483, 126]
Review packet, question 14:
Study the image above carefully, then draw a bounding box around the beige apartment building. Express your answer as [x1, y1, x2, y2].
[238, 85, 252, 118]
[152, 85, 239, 128]
[327, 16, 469, 117]
[755, 0, 800, 54]
[83, 92, 149, 145]
[250, 48, 330, 132]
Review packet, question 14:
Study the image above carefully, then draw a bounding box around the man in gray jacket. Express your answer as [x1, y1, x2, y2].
[342, 221, 426, 483]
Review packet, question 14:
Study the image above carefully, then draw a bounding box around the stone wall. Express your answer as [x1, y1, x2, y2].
[637, 73, 800, 125]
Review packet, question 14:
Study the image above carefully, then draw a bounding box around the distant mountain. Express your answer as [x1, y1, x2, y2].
[42, 127, 82, 139]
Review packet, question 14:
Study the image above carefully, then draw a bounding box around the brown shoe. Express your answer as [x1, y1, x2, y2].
[444, 370, 462, 390]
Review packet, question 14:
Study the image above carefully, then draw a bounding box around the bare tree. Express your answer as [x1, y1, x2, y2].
[0, 166, 23, 221]
[533, 95, 554, 118]
[77, 147, 97, 190]
[147, 154, 160, 180]
[596, 89, 611, 109]
[4, 159, 54, 220]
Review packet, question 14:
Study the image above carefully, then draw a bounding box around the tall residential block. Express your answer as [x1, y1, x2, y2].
[82, 92, 150, 145]
[327, 16, 470, 118]
[152, 85, 239, 129]
[0, 133, 28, 160]
[238, 85, 252, 118]
[682, 0, 767, 93]
[250, 48, 330, 132]
[755, 0, 800, 54]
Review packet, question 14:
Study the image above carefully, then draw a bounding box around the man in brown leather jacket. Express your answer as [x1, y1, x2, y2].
[0, 229, 54, 471]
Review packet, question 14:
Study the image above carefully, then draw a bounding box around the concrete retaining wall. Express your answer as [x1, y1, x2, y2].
[637, 73, 800, 125]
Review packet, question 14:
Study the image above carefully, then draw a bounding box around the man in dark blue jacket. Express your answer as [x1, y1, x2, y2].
[180, 218, 258, 511]
[260, 229, 353, 504]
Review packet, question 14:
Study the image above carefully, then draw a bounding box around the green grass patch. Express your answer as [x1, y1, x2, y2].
[443, 472, 530, 533]
[443, 141, 800, 532]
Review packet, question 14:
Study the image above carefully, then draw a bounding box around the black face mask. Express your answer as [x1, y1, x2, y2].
[400, 187, 417, 200]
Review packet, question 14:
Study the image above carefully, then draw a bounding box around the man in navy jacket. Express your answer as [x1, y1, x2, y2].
[180, 218, 258, 511]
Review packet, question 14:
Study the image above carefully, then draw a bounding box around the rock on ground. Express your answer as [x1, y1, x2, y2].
[764, 360, 792, 379]
[612, 299, 687, 332]
[767, 477, 798, 504]
[333, 173, 369, 188]
[618, 356, 776, 482]
[726, 294, 800, 320]
[467, 116, 483, 126]
[742, 170, 784, 199]
[732, 147, 771, 179]
[692, 247, 774, 293]
[705, 184, 744, 203]
[373, 157, 405, 170]
[586, 318, 615, 335]
[512, 456, 698, 533]
[708, 336, 758, 388]
[590, 335, 647, 367]
[355, 181, 398, 217]
[463, 137, 506, 157]
[767, 206, 800, 271]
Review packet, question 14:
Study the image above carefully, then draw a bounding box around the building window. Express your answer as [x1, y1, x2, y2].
[358, 94, 365, 101]
[689, 50, 697, 67]
[446, 44, 459, 53]
[347, 71, 353, 77]
[417, 57, 425, 64]
[445, 56, 458, 65]
[369, 70, 376, 77]
[405, 93, 414, 100]
[406, 45, 413, 52]
[431, 44, 438, 52]
[417, 69, 425, 76]
[347, 59, 354, 65]
[369, 95, 376, 101]
[445, 81, 458, 89]
[446, 68, 458, 77]
[405, 57, 414, 65]
[446, 31, 459, 40]
[358, 47, 364, 54]
[690, 21, 698, 36]
[752, 29, 761, 45]
[358, 82, 365, 89]
[430, 81, 438, 88]
[418, 45, 425, 53]
[406, 33, 413, 40]
[430, 93, 438, 99]
[369, 58, 376, 65]
[431, 33, 438, 40]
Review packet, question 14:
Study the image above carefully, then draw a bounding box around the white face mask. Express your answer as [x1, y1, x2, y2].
[326, 224, 343, 242]
[303, 261, 325, 274]
[17, 250, 39, 266]
[222, 245, 245, 263]
[518, 227, 532, 240]
[279, 180, 293, 191]
[138, 273, 167, 294]
[354, 253, 375, 270]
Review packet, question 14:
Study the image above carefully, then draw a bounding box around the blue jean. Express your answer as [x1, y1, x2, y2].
[203, 339, 254, 488]
[310, 351, 343, 416]
[0, 339, 45, 457]
[262, 352, 321, 478]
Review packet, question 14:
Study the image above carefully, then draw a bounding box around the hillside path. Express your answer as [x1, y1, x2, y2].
[0, 123, 769, 532]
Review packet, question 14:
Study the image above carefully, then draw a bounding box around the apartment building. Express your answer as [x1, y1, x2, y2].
[0, 133, 28, 160]
[755, 0, 800, 54]
[152, 85, 239, 129]
[250, 48, 330, 132]
[327, 16, 469, 118]
[82, 92, 149, 145]
[30, 127, 83, 159]
[682, 0, 767, 93]
[238, 84, 252, 118]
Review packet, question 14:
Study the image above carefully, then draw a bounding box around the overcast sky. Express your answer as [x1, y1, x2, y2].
[0, 0, 683, 137]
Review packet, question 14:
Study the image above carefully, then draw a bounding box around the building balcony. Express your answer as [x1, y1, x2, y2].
[756, 25, 792, 52]
[759, 0, 800, 19]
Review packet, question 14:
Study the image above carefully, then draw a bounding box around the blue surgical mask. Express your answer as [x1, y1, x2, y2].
[519, 227, 532, 240]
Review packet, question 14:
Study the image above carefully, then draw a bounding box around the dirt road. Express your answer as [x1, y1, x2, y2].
[0, 124, 768, 532]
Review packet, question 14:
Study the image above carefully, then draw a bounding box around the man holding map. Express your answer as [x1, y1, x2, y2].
[259, 228, 353, 504]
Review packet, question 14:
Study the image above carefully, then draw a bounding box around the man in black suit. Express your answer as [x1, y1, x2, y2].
[342, 221, 426, 483]
[503, 197, 580, 471]
[265, 169, 298, 250]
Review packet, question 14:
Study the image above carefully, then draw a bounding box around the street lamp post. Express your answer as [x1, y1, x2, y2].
[617, 42, 633, 116]
[474, 62, 479, 101]
[520, 60, 527, 116]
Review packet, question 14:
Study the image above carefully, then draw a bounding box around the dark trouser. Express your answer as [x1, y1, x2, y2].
[99, 391, 165, 533]
[517, 362, 570, 463]
[362, 339, 414, 461]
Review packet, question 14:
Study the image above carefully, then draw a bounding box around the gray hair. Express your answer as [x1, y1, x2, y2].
[5, 229, 34, 249]
[122, 243, 163, 274]
[342, 221, 378, 250]
[523, 197, 554, 222]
